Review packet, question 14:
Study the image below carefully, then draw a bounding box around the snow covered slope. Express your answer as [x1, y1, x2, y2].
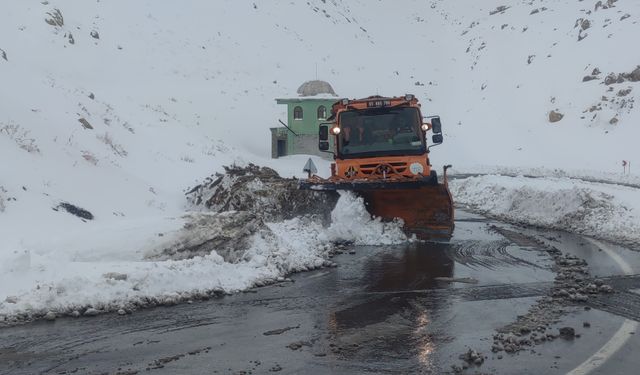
[1, 0, 639, 321]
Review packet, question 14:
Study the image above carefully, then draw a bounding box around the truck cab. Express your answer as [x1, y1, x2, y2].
[319, 95, 443, 182]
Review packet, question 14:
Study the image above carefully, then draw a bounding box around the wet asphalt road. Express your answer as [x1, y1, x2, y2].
[1, 210, 640, 374]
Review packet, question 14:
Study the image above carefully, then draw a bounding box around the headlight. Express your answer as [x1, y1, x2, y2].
[332, 127, 341, 135]
[421, 123, 430, 131]
[409, 163, 424, 175]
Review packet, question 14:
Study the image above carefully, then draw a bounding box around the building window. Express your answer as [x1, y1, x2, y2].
[293, 106, 303, 120]
[317, 105, 327, 120]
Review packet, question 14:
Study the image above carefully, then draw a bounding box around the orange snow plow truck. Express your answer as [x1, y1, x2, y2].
[300, 94, 454, 238]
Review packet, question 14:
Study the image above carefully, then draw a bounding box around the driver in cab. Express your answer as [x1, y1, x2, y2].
[342, 116, 366, 146]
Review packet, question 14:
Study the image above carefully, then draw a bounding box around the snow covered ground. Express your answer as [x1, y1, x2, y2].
[1, 0, 640, 321]
[0, 191, 406, 321]
[450, 175, 640, 248]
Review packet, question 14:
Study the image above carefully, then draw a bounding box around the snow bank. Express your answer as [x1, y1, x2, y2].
[322, 192, 409, 245]
[450, 175, 640, 247]
[0, 193, 406, 323]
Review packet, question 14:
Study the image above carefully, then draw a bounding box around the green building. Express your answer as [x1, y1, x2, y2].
[271, 80, 339, 159]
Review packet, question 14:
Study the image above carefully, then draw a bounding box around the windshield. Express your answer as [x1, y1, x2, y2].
[337, 107, 424, 158]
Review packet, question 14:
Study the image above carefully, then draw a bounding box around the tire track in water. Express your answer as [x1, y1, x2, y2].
[447, 239, 547, 270]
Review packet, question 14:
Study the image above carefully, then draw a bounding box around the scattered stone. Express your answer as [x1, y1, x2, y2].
[45, 9, 64, 27]
[617, 88, 632, 97]
[583, 322, 591, 328]
[57, 202, 94, 220]
[559, 327, 576, 339]
[489, 5, 510, 15]
[269, 364, 282, 372]
[604, 66, 640, 85]
[78, 117, 95, 130]
[627, 66, 640, 82]
[286, 341, 311, 351]
[599, 284, 613, 293]
[84, 307, 101, 317]
[580, 19, 591, 31]
[118, 309, 127, 316]
[570, 293, 588, 302]
[605, 73, 619, 85]
[549, 110, 564, 123]
[44, 311, 56, 321]
[90, 30, 100, 39]
[459, 349, 484, 366]
[71, 310, 81, 318]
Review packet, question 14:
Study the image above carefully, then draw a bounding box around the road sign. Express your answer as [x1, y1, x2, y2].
[303, 158, 317, 177]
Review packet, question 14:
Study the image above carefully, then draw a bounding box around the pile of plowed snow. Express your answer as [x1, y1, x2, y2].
[0, 167, 407, 324]
[450, 175, 640, 248]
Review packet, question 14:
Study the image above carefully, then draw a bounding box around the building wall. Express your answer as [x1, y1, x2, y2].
[285, 99, 336, 137]
[274, 98, 337, 159]
[292, 134, 332, 159]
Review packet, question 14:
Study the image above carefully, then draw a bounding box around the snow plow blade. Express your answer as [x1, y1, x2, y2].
[300, 178, 454, 239]
[298, 176, 438, 191]
[359, 183, 454, 239]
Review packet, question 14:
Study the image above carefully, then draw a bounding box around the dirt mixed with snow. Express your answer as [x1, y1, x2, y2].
[0, 165, 406, 325]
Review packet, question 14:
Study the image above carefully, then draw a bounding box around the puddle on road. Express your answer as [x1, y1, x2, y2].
[324, 218, 557, 373]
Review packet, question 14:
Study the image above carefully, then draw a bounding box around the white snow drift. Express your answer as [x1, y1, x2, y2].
[450, 175, 640, 247]
[0, 193, 406, 320]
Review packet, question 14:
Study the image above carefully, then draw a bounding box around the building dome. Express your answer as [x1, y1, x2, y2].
[296, 80, 337, 97]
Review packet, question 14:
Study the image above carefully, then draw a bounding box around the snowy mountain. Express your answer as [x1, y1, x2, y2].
[1, 0, 639, 321]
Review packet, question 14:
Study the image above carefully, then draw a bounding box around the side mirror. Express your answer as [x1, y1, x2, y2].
[432, 134, 443, 144]
[319, 125, 330, 151]
[319, 125, 329, 141]
[431, 117, 442, 134]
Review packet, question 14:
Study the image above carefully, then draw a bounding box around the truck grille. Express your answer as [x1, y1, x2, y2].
[359, 162, 408, 175]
